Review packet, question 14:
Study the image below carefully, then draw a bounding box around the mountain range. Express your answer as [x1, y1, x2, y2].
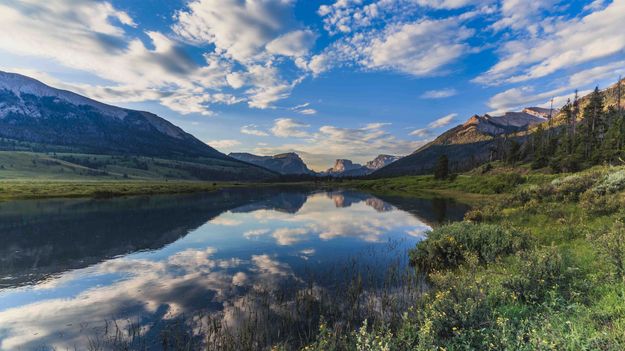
[2, 70, 621, 182]
[372, 107, 557, 177]
[229, 151, 401, 177]
[321, 155, 402, 177]
[0, 71, 277, 181]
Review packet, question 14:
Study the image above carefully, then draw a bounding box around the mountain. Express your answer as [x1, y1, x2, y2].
[322, 155, 401, 177]
[373, 109, 551, 177]
[229, 152, 312, 175]
[374, 78, 625, 178]
[0, 71, 276, 181]
[322, 159, 368, 177]
[365, 154, 402, 170]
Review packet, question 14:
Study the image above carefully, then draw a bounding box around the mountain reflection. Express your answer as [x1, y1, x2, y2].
[0, 188, 467, 350]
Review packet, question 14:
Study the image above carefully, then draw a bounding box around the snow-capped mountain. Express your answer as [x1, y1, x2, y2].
[0, 70, 224, 158]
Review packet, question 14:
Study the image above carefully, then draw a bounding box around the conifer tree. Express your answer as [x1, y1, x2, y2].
[531, 124, 548, 169]
[434, 154, 449, 180]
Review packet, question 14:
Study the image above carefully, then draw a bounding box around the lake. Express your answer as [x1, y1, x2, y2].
[0, 187, 468, 350]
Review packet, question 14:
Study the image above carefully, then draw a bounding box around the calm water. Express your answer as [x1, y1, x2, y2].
[0, 187, 467, 350]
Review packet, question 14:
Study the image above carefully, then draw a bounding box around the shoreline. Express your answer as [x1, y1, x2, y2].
[0, 176, 498, 202]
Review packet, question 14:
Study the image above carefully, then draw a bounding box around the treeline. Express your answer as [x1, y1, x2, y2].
[502, 80, 624, 173]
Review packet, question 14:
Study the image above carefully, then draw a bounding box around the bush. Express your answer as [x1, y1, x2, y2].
[410, 223, 533, 274]
[416, 271, 496, 347]
[591, 169, 625, 195]
[503, 246, 577, 304]
[464, 205, 501, 223]
[579, 190, 621, 215]
[550, 172, 601, 202]
[588, 219, 625, 281]
[490, 173, 525, 194]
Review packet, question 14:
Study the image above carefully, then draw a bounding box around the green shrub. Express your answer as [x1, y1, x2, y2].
[579, 190, 621, 215]
[490, 173, 526, 194]
[591, 169, 625, 195]
[503, 246, 577, 304]
[410, 223, 533, 274]
[550, 172, 601, 202]
[464, 205, 501, 223]
[588, 219, 625, 281]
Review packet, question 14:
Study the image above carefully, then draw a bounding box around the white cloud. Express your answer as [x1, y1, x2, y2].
[568, 60, 625, 87]
[291, 102, 317, 115]
[409, 113, 457, 140]
[0, 1, 244, 116]
[476, 0, 625, 85]
[487, 60, 625, 113]
[310, 15, 475, 78]
[491, 0, 560, 35]
[266, 30, 317, 58]
[420, 88, 458, 99]
[207, 139, 241, 149]
[272, 227, 309, 246]
[173, 0, 297, 62]
[364, 19, 473, 76]
[428, 113, 457, 128]
[270, 118, 311, 138]
[298, 108, 317, 115]
[409, 128, 431, 137]
[243, 228, 270, 239]
[241, 124, 269, 137]
[415, 0, 481, 9]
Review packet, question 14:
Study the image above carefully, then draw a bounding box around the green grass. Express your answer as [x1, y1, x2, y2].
[0, 151, 277, 182]
[0, 179, 231, 200]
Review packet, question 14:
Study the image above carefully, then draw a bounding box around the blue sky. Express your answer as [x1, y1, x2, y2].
[0, 0, 624, 170]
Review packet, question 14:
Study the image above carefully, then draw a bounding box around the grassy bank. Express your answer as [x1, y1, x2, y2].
[0, 180, 231, 201]
[301, 165, 625, 350]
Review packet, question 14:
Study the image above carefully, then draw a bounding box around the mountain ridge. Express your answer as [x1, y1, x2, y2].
[0, 71, 277, 181]
[229, 152, 313, 175]
[374, 80, 623, 177]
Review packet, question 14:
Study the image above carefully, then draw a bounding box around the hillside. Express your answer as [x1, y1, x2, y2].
[0, 71, 277, 181]
[374, 110, 547, 176]
[374, 80, 624, 177]
[229, 152, 312, 175]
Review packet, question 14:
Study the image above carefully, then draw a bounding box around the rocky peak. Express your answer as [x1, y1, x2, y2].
[329, 159, 362, 173]
[365, 154, 401, 170]
[523, 107, 558, 119]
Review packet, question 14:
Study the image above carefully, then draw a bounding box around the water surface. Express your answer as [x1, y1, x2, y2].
[0, 187, 467, 350]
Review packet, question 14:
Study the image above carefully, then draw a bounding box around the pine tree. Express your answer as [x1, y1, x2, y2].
[434, 154, 449, 180]
[505, 140, 521, 165]
[582, 87, 606, 162]
[531, 124, 548, 169]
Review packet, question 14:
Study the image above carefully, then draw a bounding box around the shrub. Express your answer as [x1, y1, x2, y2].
[503, 246, 577, 304]
[591, 169, 625, 195]
[579, 190, 621, 215]
[410, 223, 533, 274]
[417, 272, 495, 346]
[550, 172, 601, 201]
[588, 219, 625, 281]
[464, 205, 501, 223]
[490, 173, 525, 194]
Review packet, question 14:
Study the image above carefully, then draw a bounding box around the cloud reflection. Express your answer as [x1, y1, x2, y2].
[0, 190, 448, 350]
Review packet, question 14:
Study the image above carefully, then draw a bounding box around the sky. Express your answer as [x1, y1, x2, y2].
[0, 0, 624, 170]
